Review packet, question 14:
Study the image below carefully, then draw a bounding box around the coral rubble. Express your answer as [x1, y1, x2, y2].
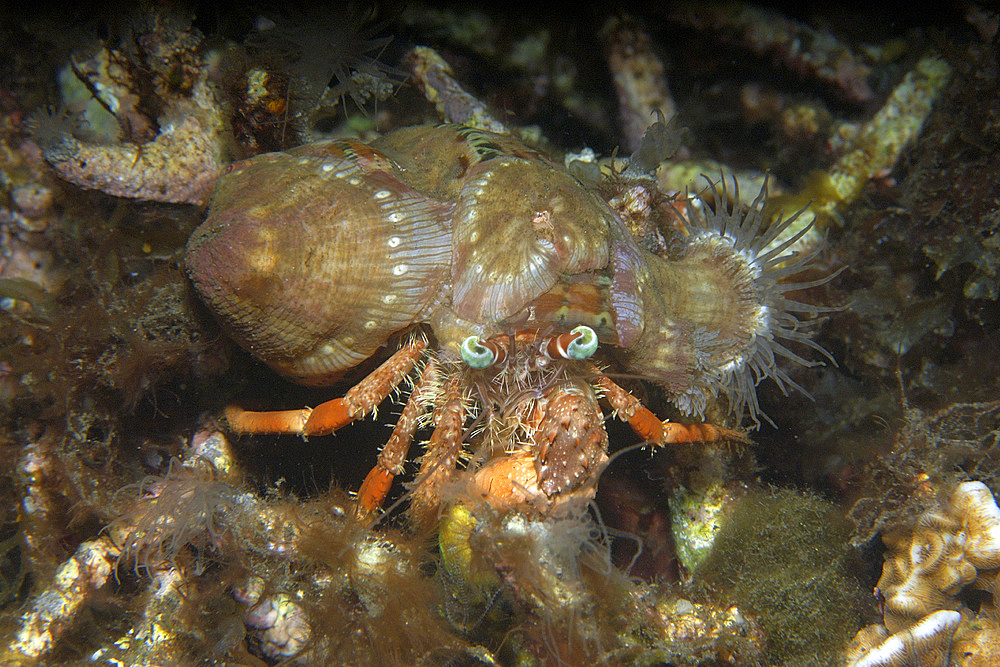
[848, 482, 1000, 666]
[30, 17, 234, 205]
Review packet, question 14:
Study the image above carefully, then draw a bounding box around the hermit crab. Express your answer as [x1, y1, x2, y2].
[185, 123, 825, 519]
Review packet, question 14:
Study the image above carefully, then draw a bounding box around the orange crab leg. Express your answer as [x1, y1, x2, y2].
[357, 358, 439, 515]
[591, 369, 746, 445]
[223, 406, 311, 435]
[225, 338, 428, 436]
[408, 376, 466, 528]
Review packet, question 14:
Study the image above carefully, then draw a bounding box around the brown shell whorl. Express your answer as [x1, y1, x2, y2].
[186, 142, 453, 384]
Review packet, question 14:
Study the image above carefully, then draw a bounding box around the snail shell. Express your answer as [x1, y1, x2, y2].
[186, 124, 829, 425]
[185, 140, 453, 384]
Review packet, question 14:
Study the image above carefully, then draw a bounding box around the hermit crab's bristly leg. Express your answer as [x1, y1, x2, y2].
[225, 338, 428, 436]
[356, 358, 439, 516]
[589, 365, 746, 445]
[408, 375, 467, 527]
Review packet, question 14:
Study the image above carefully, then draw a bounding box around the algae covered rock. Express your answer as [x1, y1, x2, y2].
[696, 487, 867, 666]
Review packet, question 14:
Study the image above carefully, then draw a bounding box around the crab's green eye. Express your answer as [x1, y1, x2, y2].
[461, 335, 494, 368]
[566, 325, 598, 359]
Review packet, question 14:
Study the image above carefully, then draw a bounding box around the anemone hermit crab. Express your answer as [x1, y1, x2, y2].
[185, 123, 827, 521]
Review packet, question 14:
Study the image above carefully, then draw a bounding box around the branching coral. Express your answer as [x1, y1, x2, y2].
[38, 95, 229, 205]
[4, 427, 478, 664]
[663, 0, 878, 105]
[406, 45, 508, 133]
[3, 4, 996, 666]
[763, 54, 951, 256]
[600, 16, 677, 154]
[7, 535, 121, 659]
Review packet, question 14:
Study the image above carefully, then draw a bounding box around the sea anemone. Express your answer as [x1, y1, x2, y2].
[110, 459, 242, 574]
[245, 3, 405, 132]
[625, 175, 836, 426]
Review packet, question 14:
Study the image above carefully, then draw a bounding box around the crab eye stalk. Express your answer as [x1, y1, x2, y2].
[461, 335, 495, 368]
[543, 325, 599, 360]
[567, 325, 599, 359]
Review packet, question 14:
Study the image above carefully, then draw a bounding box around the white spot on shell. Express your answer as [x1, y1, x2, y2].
[469, 230, 479, 243]
[321, 161, 335, 172]
[393, 264, 408, 276]
[374, 190, 391, 200]
[382, 294, 397, 304]
[364, 320, 377, 330]
[474, 176, 490, 196]
[387, 236, 401, 248]
[387, 212, 402, 223]
[348, 177, 362, 186]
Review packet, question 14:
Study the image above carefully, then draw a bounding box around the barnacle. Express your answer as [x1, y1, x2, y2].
[244, 593, 312, 660]
[6, 4, 994, 665]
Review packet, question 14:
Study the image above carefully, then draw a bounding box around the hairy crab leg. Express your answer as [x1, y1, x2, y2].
[408, 375, 466, 527]
[356, 359, 439, 515]
[533, 386, 609, 498]
[589, 367, 746, 445]
[224, 338, 428, 436]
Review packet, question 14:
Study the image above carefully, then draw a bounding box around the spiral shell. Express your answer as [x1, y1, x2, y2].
[371, 124, 618, 326]
[185, 140, 452, 384]
[187, 125, 830, 424]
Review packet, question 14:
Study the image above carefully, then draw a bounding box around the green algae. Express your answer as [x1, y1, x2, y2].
[696, 487, 867, 666]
